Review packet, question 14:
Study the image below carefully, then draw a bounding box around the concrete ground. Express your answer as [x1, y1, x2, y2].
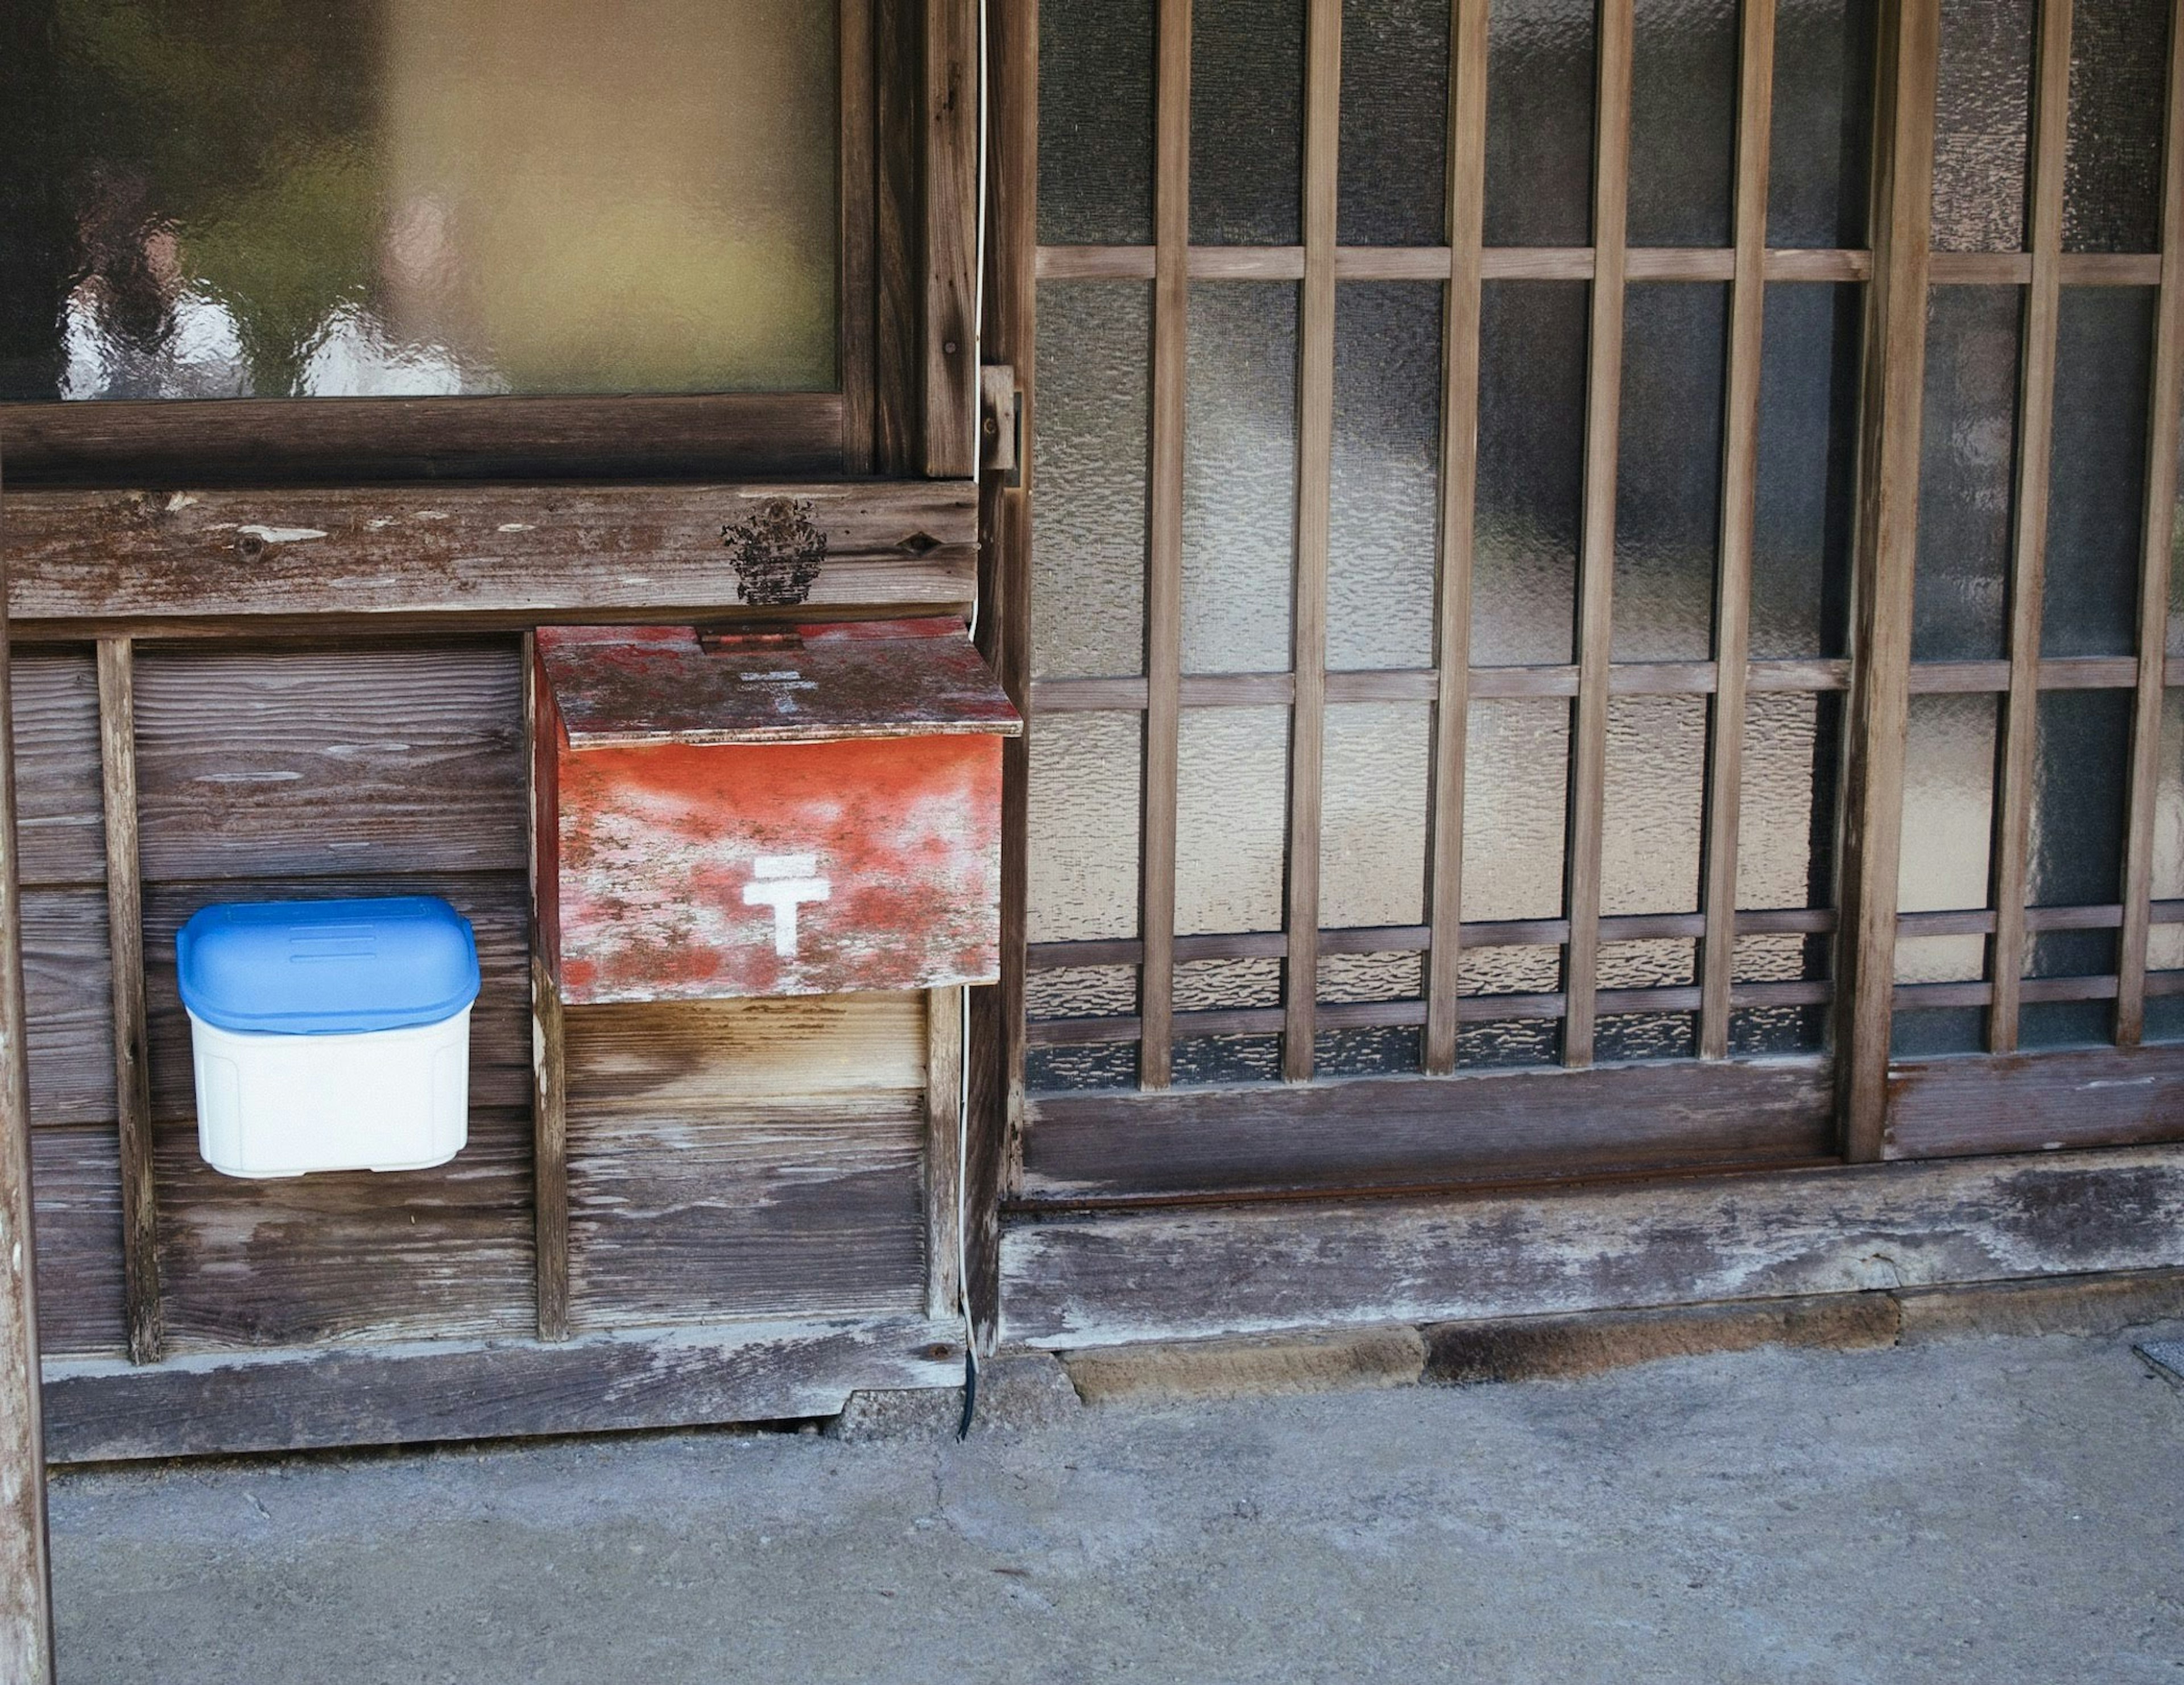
[47, 1328, 2184, 1684]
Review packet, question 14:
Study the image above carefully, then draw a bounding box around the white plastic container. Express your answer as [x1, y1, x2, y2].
[177, 897, 481, 1179]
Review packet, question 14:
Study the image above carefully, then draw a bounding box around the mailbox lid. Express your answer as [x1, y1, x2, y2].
[177, 896, 482, 1034]
[537, 618, 1022, 748]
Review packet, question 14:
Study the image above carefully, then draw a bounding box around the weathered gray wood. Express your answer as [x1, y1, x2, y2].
[531, 957, 570, 1344]
[41, 1313, 964, 1464]
[1885, 1045, 2184, 1160]
[9, 653, 104, 888]
[19, 888, 114, 1129]
[28, 1125, 124, 1360]
[925, 985, 965, 1319]
[1019, 1058, 1835, 1203]
[2, 481, 978, 628]
[924, 0, 981, 477]
[1000, 1143, 2184, 1347]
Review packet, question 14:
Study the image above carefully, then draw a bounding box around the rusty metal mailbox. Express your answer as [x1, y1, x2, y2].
[533, 618, 1022, 1005]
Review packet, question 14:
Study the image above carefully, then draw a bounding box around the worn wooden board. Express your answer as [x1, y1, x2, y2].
[40, 1313, 963, 1464]
[1000, 1144, 2184, 1347]
[21, 889, 113, 1131]
[133, 643, 526, 881]
[1885, 1045, 2184, 1159]
[1019, 1058, 1836, 1204]
[10, 653, 103, 889]
[151, 1107, 535, 1353]
[28, 1127, 123, 1360]
[567, 992, 925, 1108]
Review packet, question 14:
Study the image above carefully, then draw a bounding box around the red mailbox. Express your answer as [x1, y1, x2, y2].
[533, 618, 1021, 1005]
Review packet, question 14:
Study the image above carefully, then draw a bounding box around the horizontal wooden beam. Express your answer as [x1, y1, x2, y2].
[1884, 1045, 2184, 1159]
[999, 1142, 2184, 1347]
[2, 481, 978, 634]
[1035, 247, 1876, 283]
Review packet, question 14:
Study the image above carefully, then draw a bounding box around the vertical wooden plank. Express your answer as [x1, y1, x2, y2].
[1283, 0, 1343, 1080]
[0, 456, 57, 1682]
[841, 0, 879, 475]
[925, 984, 965, 1319]
[1987, 0, 2074, 1054]
[1561, 0, 1636, 1069]
[2116, 1, 2184, 1045]
[1698, 0, 1779, 1059]
[875, 0, 925, 473]
[1425, 0, 1492, 1075]
[925, 0, 982, 478]
[1836, 0, 1940, 1161]
[525, 641, 569, 1343]
[97, 637, 159, 1364]
[1141, 0, 1193, 1090]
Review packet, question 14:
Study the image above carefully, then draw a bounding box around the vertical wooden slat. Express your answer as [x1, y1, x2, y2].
[2116, 0, 2184, 1045]
[1141, 0, 1192, 1090]
[925, 984, 965, 1319]
[875, 0, 925, 473]
[1561, 0, 1636, 1069]
[1698, 0, 1779, 1059]
[1987, 0, 2074, 1054]
[1836, 0, 1941, 1162]
[1283, 0, 1343, 1080]
[841, 0, 879, 474]
[97, 636, 160, 1364]
[1424, 0, 1493, 1075]
[0, 454, 57, 1683]
[925, 0, 982, 477]
[524, 641, 570, 1343]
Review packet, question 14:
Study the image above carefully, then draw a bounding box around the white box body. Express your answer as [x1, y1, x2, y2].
[187, 1005, 472, 1178]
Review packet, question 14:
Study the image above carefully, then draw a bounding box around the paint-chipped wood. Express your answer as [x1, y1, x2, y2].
[925, 985, 965, 1319]
[1885, 1044, 2184, 1159]
[1000, 1143, 2184, 1348]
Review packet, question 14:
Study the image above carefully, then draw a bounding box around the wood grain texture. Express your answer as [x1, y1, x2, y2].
[841, 0, 880, 474]
[1987, 0, 2074, 1055]
[1885, 1044, 2184, 1158]
[530, 957, 570, 1344]
[19, 889, 112, 1131]
[5, 483, 978, 632]
[151, 1108, 535, 1353]
[9, 654, 102, 889]
[566, 993, 925, 1108]
[924, 0, 981, 477]
[925, 985, 965, 1319]
[42, 1314, 963, 1464]
[1000, 1142, 2184, 1347]
[874, 0, 924, 472]
[1018, 1057, 1834, 1203]
[1835, 0, 1939, 1162]
[94, 640, 158, 1363]
[133, 643, 526, 881]
[28, 1125, 123, 1361]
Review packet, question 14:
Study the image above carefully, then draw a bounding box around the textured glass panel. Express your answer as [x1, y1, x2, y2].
[1176, 707, 1290, 935]
[1033, 283, 1151, 680]
[1895, 933, 1986, 986]
[1318, 951, 1423, 1002]
[1321, 703, 1432, 928]
[1602, 695, 1706, 916]
[4, 0, 838, 399]
[1753, 283, 1862, 661]
[1338, 0, 1449, 245]
[1892, 1008, 1988, 1056]
[1039, 0, 1156, 244]
[1767, 0, 1875, 249]
[1898, 694, 1997, 913]
[1316, 1026, 1422, 1076]
[1026, 966, 1138, 1020]
[1738, 693, 1837, 911]
[1475, 281, 1587, 664]
[1173, 1036, 1283, 1084]
[2019, 997, 2115, 1050]
[2155, 690, 2184, 903]
[1914, 288, 2022, 663]
[1027, 1042, 1140, 1092]
[1463, 699, 1570, 922]
[1028, 712, 1144, 943]
[2044, 288, 2156, 658]
[1460, 943, 1563, 996]
[1931, 0, 2034, 252]
[1615, 284, 1728, 661]
[1597, 1008, 1697, 1063]
[2150, 995, 2184, 1041]
[1175, 956, 1283, 1010]
[1329, 284, 1441, 669]
[1627, 0, 1736, 249]
[2028, 688, 2132, 909]
[1191, 0, 1306, 246]
[1600, 937, 1694, 988]
[1483, 0, 1595, 246]
[1731, 1003, 1828, 1055]
[1459, 1017, 1563, 1069]
[1183, 283, 1298, 673]
[2063, 0, 2170, 253]
[1734, 931, 1821, 984]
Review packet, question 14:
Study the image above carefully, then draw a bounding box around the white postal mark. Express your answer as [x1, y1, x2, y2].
[743, 854, 831, 958]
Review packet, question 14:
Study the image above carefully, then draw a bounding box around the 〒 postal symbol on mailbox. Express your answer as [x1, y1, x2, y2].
[742, 854, 831, 958]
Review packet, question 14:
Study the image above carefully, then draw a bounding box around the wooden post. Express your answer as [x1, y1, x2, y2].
[925, 984, 965, 1320]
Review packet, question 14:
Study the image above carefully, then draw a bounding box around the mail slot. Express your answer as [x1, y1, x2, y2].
[533, 618, 1023, 1005]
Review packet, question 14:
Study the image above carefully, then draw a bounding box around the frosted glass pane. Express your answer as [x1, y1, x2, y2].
[1338, 0, 1449, 245]
[1461, 944, 1561, 996]
[1191, 0, 1306, 246]
[1318, 951, 1422, 1002]
[1915, 288, 2022, 663]
[1898, 693, 1996, 913]
[1175, 706, 1290, 935]
[1601, 695, 1706, 917]
[1039, 0, 1156, 245]
[1615, 284, 1728, 663]
[1895, 933, 1986, 986]
[1025, 966, 1138, 1019]
[1483, 0, 1595, 247]
[2027, 689, 2132, 909]
[1175, 957, 1282, 1009]
[1627, 0, 1736, 249]
[1767, 0, 1875, 249]
[1932, 0, 2034, 252]
[1753, 284, 1861, 661]
[1330, 284, 1442, 670]
[1028, 1043, 1139, 1091]
[1316, 1026, 1422, 1076]
[1459, 1016, 1562, 1070]
[1183, 283, 1298, 674]
[1600, 938, 1694, 988]
[1028, 712, 1143, 943]
[1462, 699, 1570, 922]
[1321, 703, 1432, 929]
[1033, 283, 1151, 680]
[1475, 281, 1586, 665]
[1173, 1036, 1283, 1084]
[2044, 288, 2156, 659]
[1596, 1011, 1697, 1063]
[2063, 0, 2170, 254]
[4, 0, 838, 399]
[1737, 692, 1837, 912]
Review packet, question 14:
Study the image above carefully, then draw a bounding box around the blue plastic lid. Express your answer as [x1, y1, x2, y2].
[177, 897, 481, 1036]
